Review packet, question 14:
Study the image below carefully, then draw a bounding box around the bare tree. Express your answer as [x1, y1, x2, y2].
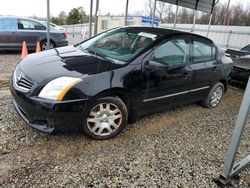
[164, 4, 174, 23]
[144, 0, 155, 18]
[178, 8, 193, 24]
[143, 0, 250, 26]
[156, 1, 167, 21]
[229, 4, 246, 26]
[223, 0, 231, 25]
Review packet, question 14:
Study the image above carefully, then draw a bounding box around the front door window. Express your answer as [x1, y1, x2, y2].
[152, 39, 189, 66]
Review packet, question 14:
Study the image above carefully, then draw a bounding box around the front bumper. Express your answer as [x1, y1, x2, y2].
[10, 82, 88, 133]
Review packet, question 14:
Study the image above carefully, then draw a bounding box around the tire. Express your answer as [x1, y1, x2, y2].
[40, 40, 55, 51]
[83, 96, 128, 140]
[201, 82, 224, 108]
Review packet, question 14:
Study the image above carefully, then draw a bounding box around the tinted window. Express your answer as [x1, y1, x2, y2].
[241, 45, 250, 52]
[0, 18, 18, 31]
[18, 19, 45, 30]
[193, 40, 216, 62]
[153, 39, 189, 66]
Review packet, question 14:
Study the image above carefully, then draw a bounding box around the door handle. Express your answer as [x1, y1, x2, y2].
[167, 72, 191, 79]
[182, 72, 191, 79]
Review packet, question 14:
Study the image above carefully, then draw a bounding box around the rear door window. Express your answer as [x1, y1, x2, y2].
[0, 18, 18, 31]
[193, 40, 216, 63]
[18, 19, 46, 30]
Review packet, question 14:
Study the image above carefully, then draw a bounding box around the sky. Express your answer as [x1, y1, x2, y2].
[0, 0, 248, 18]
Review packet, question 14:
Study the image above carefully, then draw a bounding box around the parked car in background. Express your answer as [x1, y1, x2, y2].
[225, 44, 250, 58]
[230, 55, 250, 87]
[41, 21, 65, 31]
[0, 16, 68, 51]
[10, 26, 233, 140]
[225, 45, 250, 87]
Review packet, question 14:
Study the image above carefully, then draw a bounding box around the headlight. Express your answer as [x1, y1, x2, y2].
[38, 77, 82, 100]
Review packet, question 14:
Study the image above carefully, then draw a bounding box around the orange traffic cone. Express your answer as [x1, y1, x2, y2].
[36, 41, 41, 53]
[21, 41, 28, 59]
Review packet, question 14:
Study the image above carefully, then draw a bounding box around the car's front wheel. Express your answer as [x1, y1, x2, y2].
[202, 82, 224, 108]
[83, 96, 128, 140]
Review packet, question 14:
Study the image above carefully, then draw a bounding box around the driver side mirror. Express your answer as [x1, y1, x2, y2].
[145, 60, 169, 71]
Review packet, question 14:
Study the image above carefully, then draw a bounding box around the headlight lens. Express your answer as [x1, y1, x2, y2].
[38, 77, 81, 100]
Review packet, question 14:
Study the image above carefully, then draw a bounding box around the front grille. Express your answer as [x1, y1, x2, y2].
[13, 67, 35, 92]
[16, 76, 34, 90]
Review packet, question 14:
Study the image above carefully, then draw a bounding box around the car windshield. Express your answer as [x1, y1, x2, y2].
[241, 45, 250, 52]
[78, 28, 158, 63]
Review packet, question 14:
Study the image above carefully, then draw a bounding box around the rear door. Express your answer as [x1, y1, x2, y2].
[16, 19, 46, 49]
[0, 18, 18, 49]
[190, 38, 220, 100]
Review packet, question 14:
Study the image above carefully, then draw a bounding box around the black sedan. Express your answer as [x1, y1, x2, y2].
[10, 26, 233, 140]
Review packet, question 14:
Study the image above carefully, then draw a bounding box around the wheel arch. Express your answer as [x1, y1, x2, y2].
[92, 88, 140, 124]
[219, 79, 228, 92]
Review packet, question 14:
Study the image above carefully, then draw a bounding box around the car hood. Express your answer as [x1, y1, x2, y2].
[19, 46, 124, 83]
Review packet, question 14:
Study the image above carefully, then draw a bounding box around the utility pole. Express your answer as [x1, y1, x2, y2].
[94, 0, 99, 35]
[46, 0, 50, 50]
[89, 0, 93, 37]
[124, 0, 129, 26]
[223, 0, 231, 25]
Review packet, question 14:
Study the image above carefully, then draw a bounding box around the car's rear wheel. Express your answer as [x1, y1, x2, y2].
[202, 82, 224, 108]
[83, 96, 128, 140]
[40, 40, 55, 51]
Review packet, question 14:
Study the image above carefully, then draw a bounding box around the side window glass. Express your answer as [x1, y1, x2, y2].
[152, 39, 189, 66]
[0, 18, 18, 31]
[193, 40, 215, 62]
[19, 20, 45, 30]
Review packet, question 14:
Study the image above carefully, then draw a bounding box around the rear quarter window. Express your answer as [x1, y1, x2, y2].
[0, 18, 18, 31]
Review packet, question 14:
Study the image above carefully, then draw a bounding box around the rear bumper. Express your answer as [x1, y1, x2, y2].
[10, 82, 88, 133]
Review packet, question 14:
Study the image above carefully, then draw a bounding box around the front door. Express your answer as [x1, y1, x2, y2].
[141, 38, 192, 111]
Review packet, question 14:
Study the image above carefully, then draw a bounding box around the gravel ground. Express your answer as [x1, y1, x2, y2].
[1, 39, 250, 187]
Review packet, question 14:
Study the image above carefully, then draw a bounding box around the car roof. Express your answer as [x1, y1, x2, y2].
[0, 16, 45, 24]
[0, 16, 62, 32]
[121, 26, 214, 44]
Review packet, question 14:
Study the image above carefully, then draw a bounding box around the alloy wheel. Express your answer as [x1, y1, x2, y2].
[210, 86, 223, 107]
[41, 42, 54, 51]
[87, 102, 122, 136]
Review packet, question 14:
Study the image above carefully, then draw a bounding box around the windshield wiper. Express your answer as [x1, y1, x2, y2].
[85, 48, 115, 63]
[78, 45, 118, 63]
